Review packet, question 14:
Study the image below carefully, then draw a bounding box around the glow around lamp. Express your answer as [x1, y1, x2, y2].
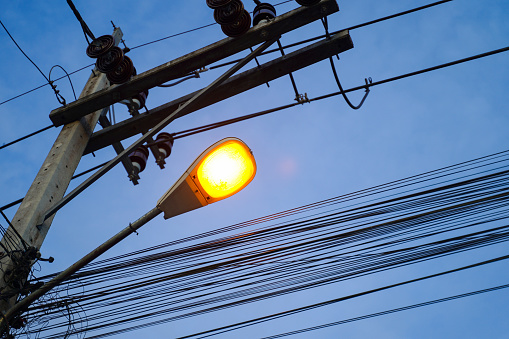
[157, 137, 257, 219]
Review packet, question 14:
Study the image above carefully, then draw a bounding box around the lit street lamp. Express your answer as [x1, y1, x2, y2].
[158, 137, 256, 218]
[1, 137, 257, 328]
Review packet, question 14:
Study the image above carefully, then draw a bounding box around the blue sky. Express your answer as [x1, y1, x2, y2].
[1, 0, 509, 338]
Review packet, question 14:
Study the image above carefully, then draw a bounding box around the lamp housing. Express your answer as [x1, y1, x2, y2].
[157, 137, 256, 219]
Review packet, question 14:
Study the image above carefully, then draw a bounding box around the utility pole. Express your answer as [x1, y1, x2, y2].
[0, 28, 123, 319]
[0, 0, 353, 333]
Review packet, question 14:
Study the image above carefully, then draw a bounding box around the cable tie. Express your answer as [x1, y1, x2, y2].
[129, 223, 139, 236]
[364, 77, 373, 92]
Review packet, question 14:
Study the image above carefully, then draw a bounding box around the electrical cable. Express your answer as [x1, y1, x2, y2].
[328, 56, 371, 109]
[0, 19, 67, 105]
[320, 13, 372, 109]
[0, 63, 94, 107]
[70, 161, 110, 180]
[209, 0, 454, 69]
[261, 282, 509, 339]
[0, 199, 23, 213]
[49, 65, 77, 101]
[0, 160, 110, 212]
[180, 253, 509, 339]
[0, 125, 54, 150]
[66, 0, 95, 44]
[0, 210, 28, 251]
[21, 154, 509, 338]
[130, 0, 293, 50]
[0, 20, 51, 85]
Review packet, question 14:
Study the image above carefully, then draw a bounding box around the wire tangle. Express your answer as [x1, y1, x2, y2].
[17, 150, 509, 338]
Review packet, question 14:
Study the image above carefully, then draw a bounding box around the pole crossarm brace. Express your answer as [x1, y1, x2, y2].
[85, 30, 353, 154]
[39, 37, 279, 226]
[49, 0, 339, 127]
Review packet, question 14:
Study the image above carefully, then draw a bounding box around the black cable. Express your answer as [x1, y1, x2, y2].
[0, 20, 50, 84]
[262, 282, 509, 339]
[0, 161, 110, 212]
[0, 199, 23, 212]
[210, 0, 454, 69]
[71, 161, 110, 180]
[0, 19, 67, 105]
[66, 0, 95, 43]
[49, 65, 77, 101]
[0, 210, 28, 251]
[328, 56, 371, 109]
[130, 23, 216, 50]
[130, 0, 292, 50]
[0, 63, 93, 107]
[0, 125, 54, 150]
[180, 253, 509, 338]
[318, 45, 509, 101]
[23, 158, 509, 337]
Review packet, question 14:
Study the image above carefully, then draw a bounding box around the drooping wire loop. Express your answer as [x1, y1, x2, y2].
[329, 56, 371, 110]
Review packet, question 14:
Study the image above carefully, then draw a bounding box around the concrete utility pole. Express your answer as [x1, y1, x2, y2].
[0, 0, 353, 333]
[0, 28, 123, 317]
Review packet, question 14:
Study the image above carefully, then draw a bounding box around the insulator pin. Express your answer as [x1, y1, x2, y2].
[253, 3, 276, 26]
[129, 145, 150, 173]
[155, 132, 174, 159]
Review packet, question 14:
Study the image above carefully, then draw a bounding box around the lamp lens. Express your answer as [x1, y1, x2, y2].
[196, 140, 256, 199]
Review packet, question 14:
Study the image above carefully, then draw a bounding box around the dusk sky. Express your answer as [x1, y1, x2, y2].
[1, 0, 509, 338]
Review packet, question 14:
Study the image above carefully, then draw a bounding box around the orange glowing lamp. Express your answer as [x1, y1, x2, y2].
[157, 138, 256, 219]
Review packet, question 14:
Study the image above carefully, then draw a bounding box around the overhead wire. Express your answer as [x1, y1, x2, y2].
[0, 125, 54, 150]
[81, 149, 509, 263]
[33, 216, 508, 337]
[0, 19, 67, 105]
[0, 210, 28, 251]
[183, 253, 509, 338]
[261, 282, 509, 339]
[49, 65, 77, 101]
[66, 0, 95, 44]
[20, 152, 509, 337]
[169, 43, 509, 140]
[208, 0, 454, 69]
[0, 160, 110, 212]
[0, 63, 94, 107]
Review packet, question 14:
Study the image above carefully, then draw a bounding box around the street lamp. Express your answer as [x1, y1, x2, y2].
[158, 137, 256, 218]
[1, 137, 257, 327]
